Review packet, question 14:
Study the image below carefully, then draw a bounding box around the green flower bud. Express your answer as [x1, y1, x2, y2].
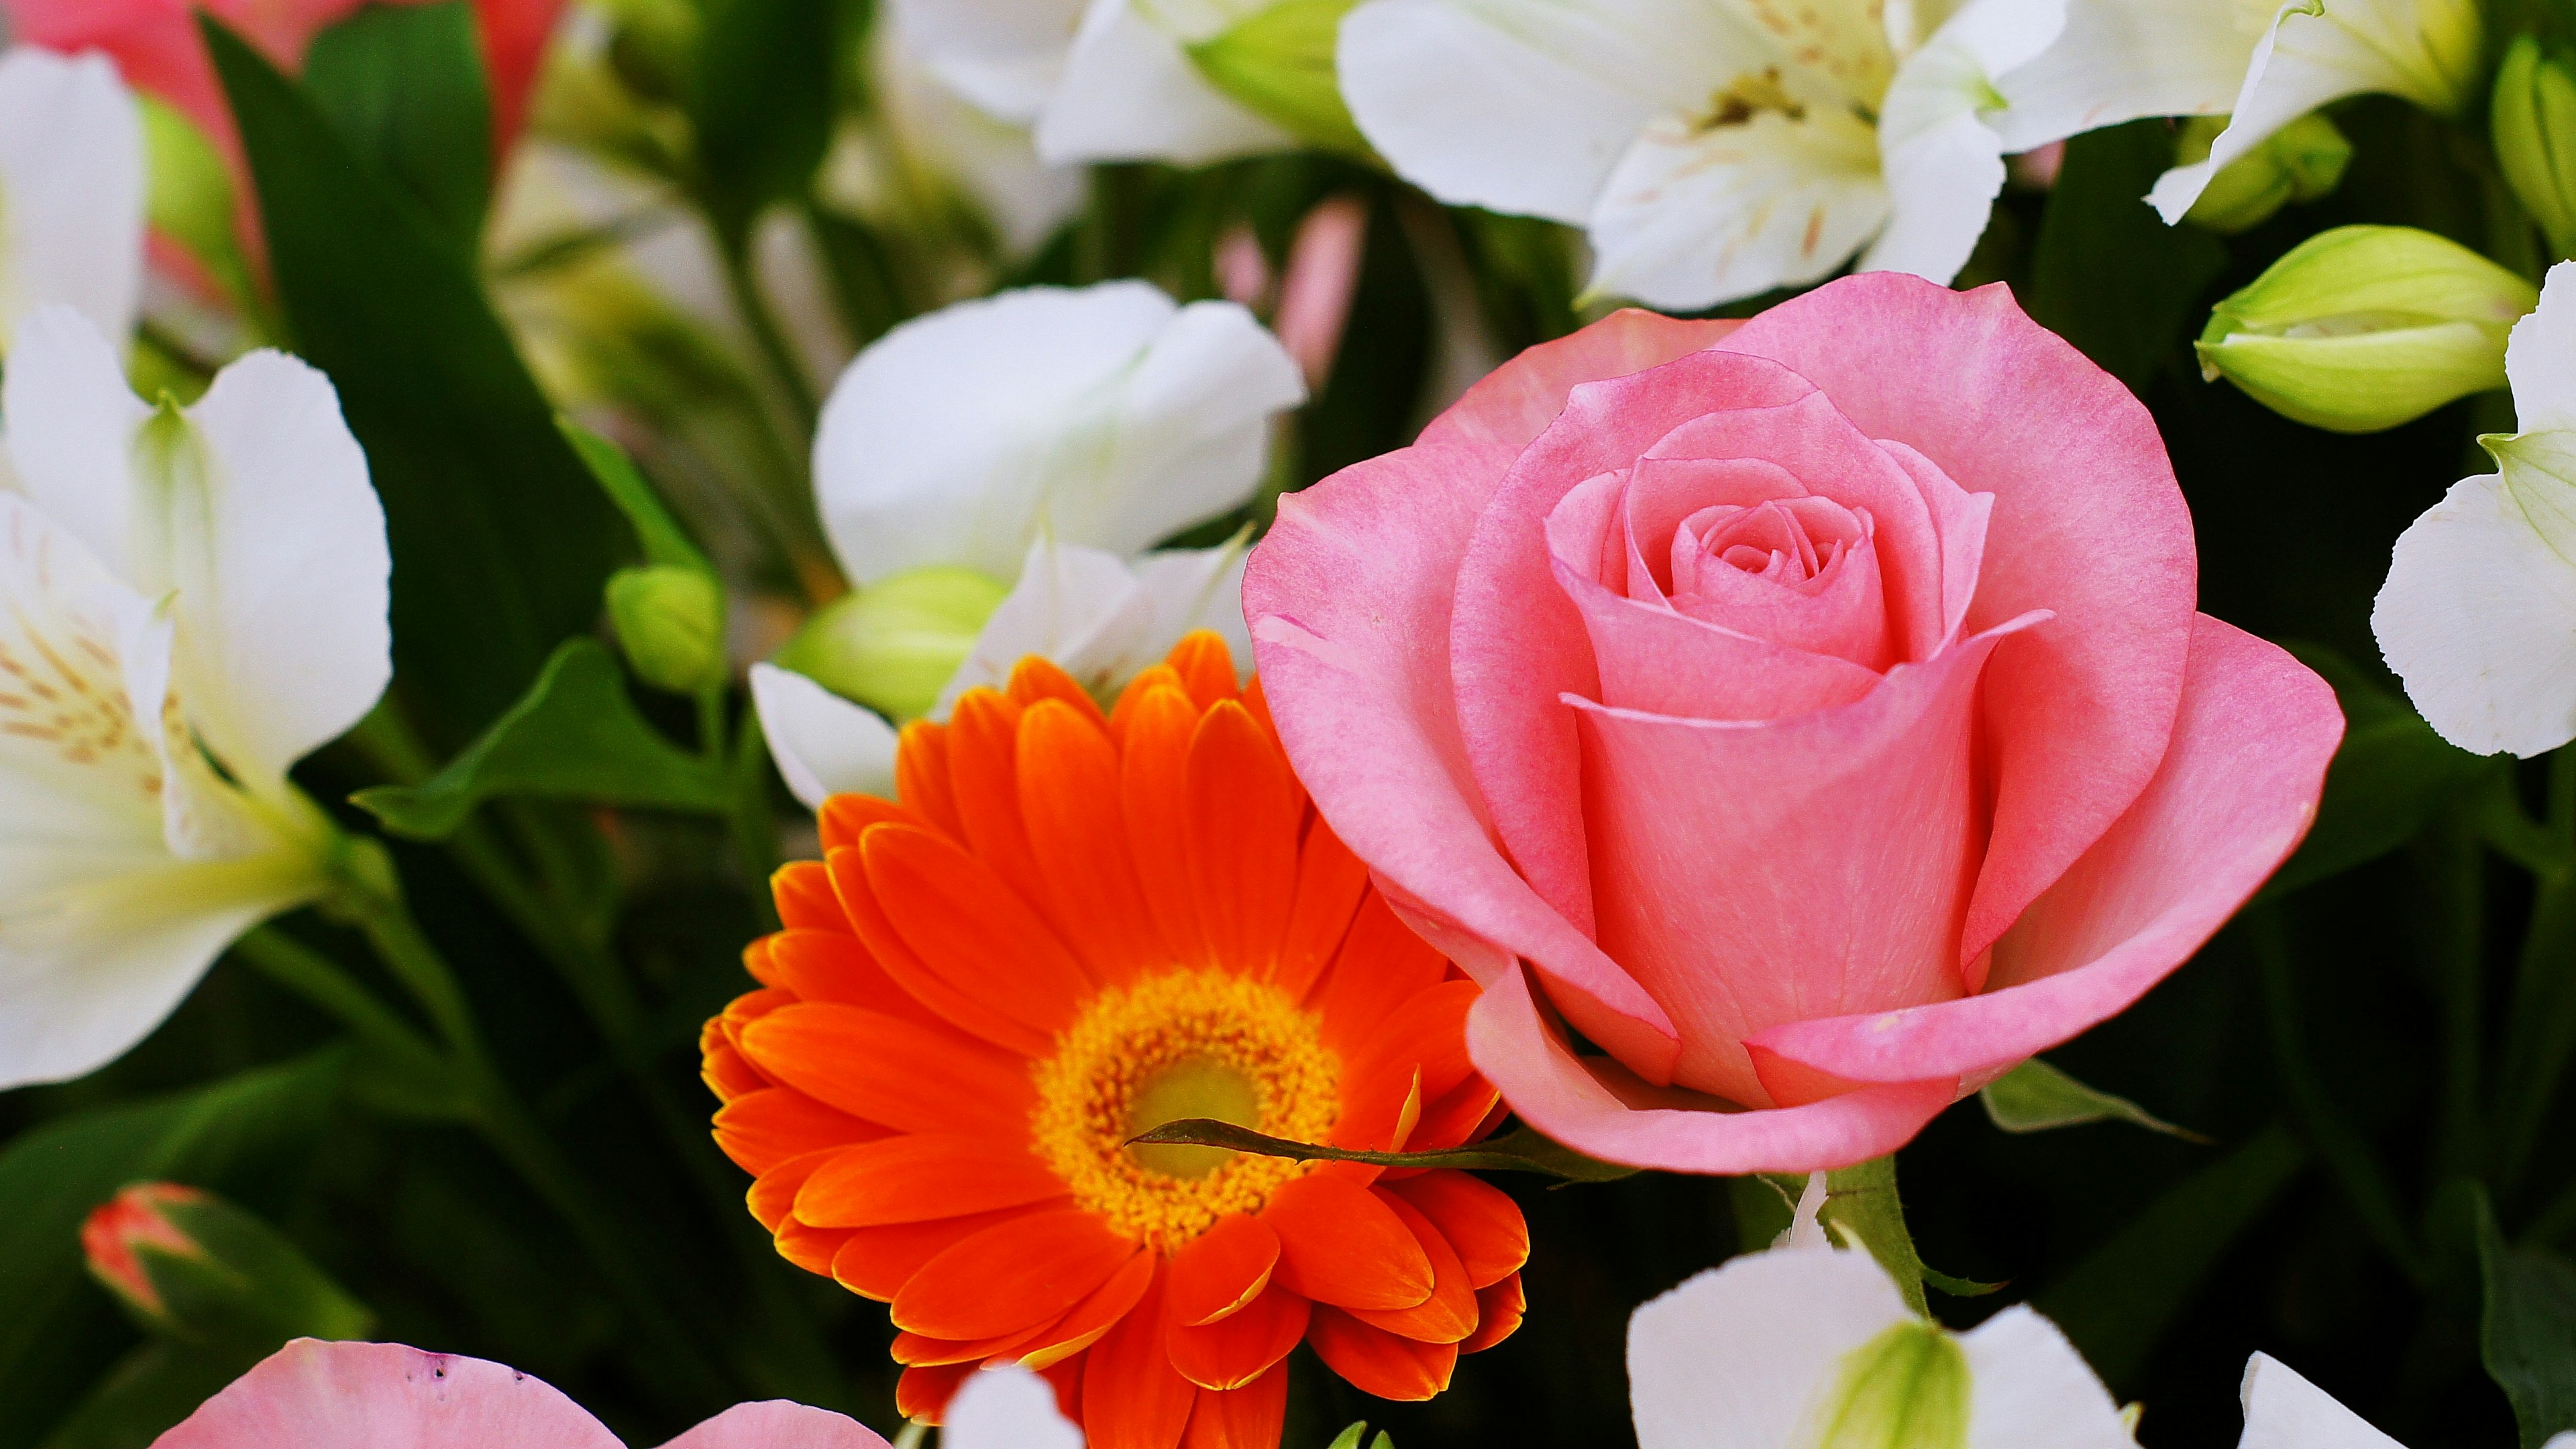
[2496, 35, 2576, 260]
[82, 1183, 373, 1347]
[2178, 112, 2351, 234]
[606, 565, 727, 695]
[138, 97, 260, 317]
[2196, 225, 2538, 433]
[1183, 0, 1374, 158]
[773, 566, 1010, 722]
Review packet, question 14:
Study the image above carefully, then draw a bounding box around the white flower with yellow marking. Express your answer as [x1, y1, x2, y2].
[0, 308, 388, 1087]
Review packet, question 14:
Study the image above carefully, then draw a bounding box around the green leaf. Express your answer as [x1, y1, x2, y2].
[36, 1342, 263, 1449]
[351, 639, 732, 838]
[207, 17, 622, 745]
[2024, 120, 2229, 396]
[301, 2, 492, 255]
[560, 419, 712, 576]
[0, 1055, 344, 1449]
[2476, 1197, 2576, 1448]
[1125, 1120, 1639, 1183]
[2033, 1123, 2308, 1388]
[1322, 1426, 1391, 1449]
[2263, 641, 2491, 897]
[690, 0, 840, 241]
[1978, 1057, 2210, 1142]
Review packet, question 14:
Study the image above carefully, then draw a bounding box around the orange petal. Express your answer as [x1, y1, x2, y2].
[1081, 1264, 1197, 1449]
[898, 1362, 973, 1424]
[863, 822, 1095, 1038]
[946, 690, 1052, 910]
[1167, 1213, 1280, 1327]
[827, 845, 1054, 1057]
[1019, 698, 1169, 982]
[1180, 1364, 1287, 1449]
[713, 1087, 885, 1176]
[830, 1205, 1056, 1302]
[892, 1208, 1140, 1341]
[741, 938, 785, 989]
[765, 928, 927, 1022]
[1166, 1284, 1311, 1391]
[1277, 818, 1368, 999]
[896, 720, 964, 841]
[1263, 1174, 1432, 1311]
[796, 1134, 1070, 1228]
[1346, 1191, 1477, 1345]
[1240, 680, 1307, 820]
[1121, 683, 1208, 965]
[819, 793, 932, 853]
[894, 1322, 1055, 1366]
[771, 861, 849, 932]
[1344, 980, 1482, 1107]
[1308, 1308, 1458, 1401]
[1185, 701, 1299, 975]
[1411, 1077, 1503, 1152]
[1385, 1175, 1527, 1289]
[775, 1219, 856, 1277]
[702, 1028, 767, 1101]
[1165, 631, 1240, 708]
[1109, 664, 1187, 745]
[1009, 655, 1113, 731]
[737, 1002, 1035, 1139]
[1316, 895, 1448, 1060]
[1017, 1246, 1157, 1371]
[1332, 1064, 1420, 1163]
[1461, 1275, 1525, 1354]
[749, 1148, 839, 1234]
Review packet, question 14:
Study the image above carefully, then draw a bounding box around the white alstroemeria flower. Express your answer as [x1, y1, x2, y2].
[945, 1364, 1085, 1448]
[2235, 1354, 2404, 1449]
[2375, 262, 2576, 757]
[1991, 0, 2480, 223]
[859, 19, 1086, 259]
[0, 46, 146, 345]
[1339, 0, 2079, 310]
[753, 281, 1302, 808]
[0, 309, 390, 1088]
[889, 0, 1290, 165]
[1627, 1196, 2136, 1449]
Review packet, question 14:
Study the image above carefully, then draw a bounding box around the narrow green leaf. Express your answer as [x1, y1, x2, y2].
[2263, 641, 2490, 896]
[352, 639, 732, 839]
[2033, 1123, 2308, 1388]
[1979, 1058, 2210, 1142]
[301, 2, 492, 255]
[2475, 1195, 2576, 1448]
[1126, 1119, 1639, 1183]
[0, 1055, 344, 1449]
[559, 419, 712, 575]
[691, 0, 839, 240]
[2025, 120, 2229, 395]
[207, 17, 621, 745]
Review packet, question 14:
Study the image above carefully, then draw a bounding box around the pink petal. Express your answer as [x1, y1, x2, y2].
[1743, 616, 2341, 1084]
[151, 1339, 623, 1449]
[1717, 275, 2198, 966]
[1448, 351, 1815, 938]
[1250, 311, 1743, 1082]
[1464, 965, 1957, 1175]
[1572, 618, 2043, 1106]
[658, 1403, 891, 1449]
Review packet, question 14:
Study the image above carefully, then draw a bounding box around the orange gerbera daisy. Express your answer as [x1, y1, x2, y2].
[701, 633, 1529, 1449]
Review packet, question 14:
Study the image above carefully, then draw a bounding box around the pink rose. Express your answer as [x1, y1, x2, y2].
[1244, 275, 2343, 1173]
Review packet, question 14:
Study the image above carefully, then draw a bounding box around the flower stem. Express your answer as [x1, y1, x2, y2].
[2494, 748, 2576, 1194]
[718, 233, 820, 435]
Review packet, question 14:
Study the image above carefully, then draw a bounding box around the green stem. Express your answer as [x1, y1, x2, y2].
[891, 1422, 928, 1449]
[233, 926, 452, 1093]
[2423, 814, 2487, 1182]
[718, 235, 819, 435]
[2531, 1177, 2576, 1246]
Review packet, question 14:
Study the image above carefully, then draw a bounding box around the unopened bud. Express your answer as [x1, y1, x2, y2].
[2179, 112, 2351, 234]
[772, 566, 1008, 722]
[82, 1183, 372, 1346]
[606, 565, 727, 695]
[1178, 0, 1372, 157]
[2496, 35, 2576, 260]
[2196, 225, 2538, 433]
[139, 96, 258, 315]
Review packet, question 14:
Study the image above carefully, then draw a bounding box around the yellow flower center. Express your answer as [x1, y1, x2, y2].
[1030, 970, 1339, 1254]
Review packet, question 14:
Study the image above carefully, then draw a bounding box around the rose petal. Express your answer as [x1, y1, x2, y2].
[151, 1338, 623, 1449]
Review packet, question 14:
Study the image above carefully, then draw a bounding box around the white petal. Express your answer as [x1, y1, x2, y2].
[890, 0, 1088, 123]
[935, 539, 1154, 715]
[1586, 107, 1888, 309]
[2148, 0, 2481, 223]
[1628, 1247, 1915, 1449]
[3, 307, 154, 577]
[1866, 0, 2066, 282]
[1986, 0, 2253, 151]
[145, 350, 392, 786]
[1339, 0, 1772, 224]
[812, 282, 1301, 586]
[1782, 1171, 1831, 1248]
[943, 1365, 1084, 1449]
[2237, 1353, 2405, 1449]
[1130, 541, 1251, 674]
[1957, 1306, 2136, 1449]
[1036, 0, 1290, 164]
[2510, 261, 2576, 435]
[879, 28, 1086, 257]
[0, 48, 145, 345]
[749, 663, 900, 810]
[2373, 437, 2576, 757]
